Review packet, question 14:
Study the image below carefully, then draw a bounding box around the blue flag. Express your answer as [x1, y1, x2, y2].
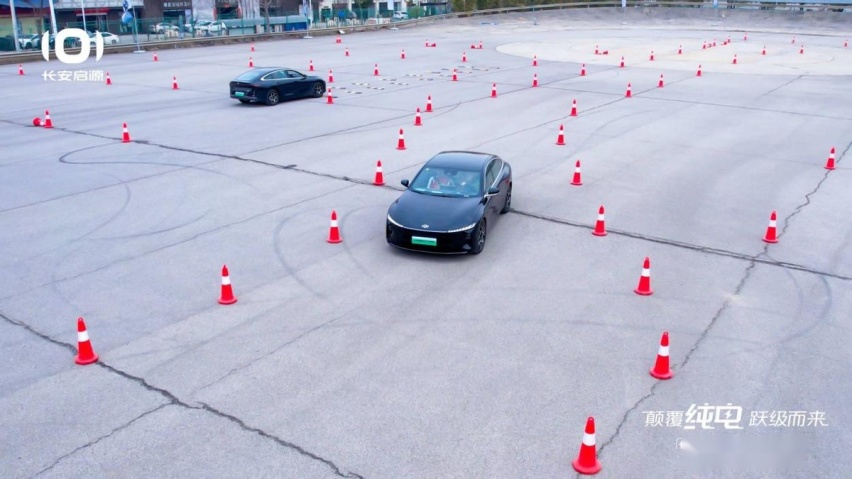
[121, 11, 133, 24]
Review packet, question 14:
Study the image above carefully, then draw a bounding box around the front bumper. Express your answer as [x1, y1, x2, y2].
[386, 222, 475, 254]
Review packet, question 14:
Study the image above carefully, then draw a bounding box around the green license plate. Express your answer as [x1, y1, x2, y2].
[235, 91, 245, 97]
[411, 236, 437, 247]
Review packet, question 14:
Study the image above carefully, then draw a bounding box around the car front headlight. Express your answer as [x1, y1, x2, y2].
[447, 222, 477, 233]
[387, 214, 403, 227]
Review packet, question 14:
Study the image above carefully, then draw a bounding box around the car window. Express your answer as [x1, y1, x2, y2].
[490, 159, 503, 188]
[285, 70, 303, 78]
[410, 167, 482, 197]
[262, 71, 285, 80]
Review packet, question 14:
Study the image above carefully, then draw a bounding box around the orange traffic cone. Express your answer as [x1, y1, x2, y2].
[396, 128, 406, 150]
[74, 317, 99, 365]
[309, 59, 314, 71]
[18, 64, 24, 75]
[336, 36, 341, 43]
[249, 56, 254, 67]
[153, 51, 158, 61]
[650, 50, 655, 61]
[570, 99, 578, 117]
[251, 42, 255, 52]
[658, 73, 664, 88]
[845, 39, 848, 48]
[619, 56, 625, 68]
[572, 417, 602, 475]
[172, 76, 179, 90]
[452, 68, 458, 81]
[594, 45, 600, 55]
[327, 210, 342, 243]
[763, 211, 779, 243]
[650, 331, 673, 379]
[328, 69, 334, 83]
[635, 257, 653, 295]
[218, 265, 237, 304]
[401, 49, 406, 59]
[462, 51, 467, 62]
[696, 64, 702, 77]
[532, 73, 538, 87]
[532, 55, 538, 66]
[732, 54, 737, 64]
[625, 82, 632, 98]
[744, 32, 748, 41]
[580, 64, 586, 76]
[678, 45, 682, 54]
[491, 83, 497, 97]
[592, 205, 607, 236]
[825, 147, 836, 170]
[345, 47, 350, 57]
[327, 87, 333, 104]
[43, 110, 53, 128]
[762, 46, 766, 55]
[792, 36, 796, 44]
[374, 63, 379, 76]
[105, 72, 112, 85]
[570, 160, 582, 186]
[426, 95, 433, 112]
[799, 45, 804, 54]
[374, 160, 385, 185]
[414, 107, 422, 126]
[478, 40, 483, 49]
[556, 124, 566, 146]
[121, 122, 131, 143]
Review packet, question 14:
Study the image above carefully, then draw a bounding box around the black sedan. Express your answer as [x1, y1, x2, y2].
[386, 151, 512, 255]
[229, 67, 326, 106]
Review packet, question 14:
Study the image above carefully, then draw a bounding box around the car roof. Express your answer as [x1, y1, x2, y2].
[425, 151, 498, 170]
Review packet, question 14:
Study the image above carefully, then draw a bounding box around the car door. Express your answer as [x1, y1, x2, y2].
[285, 70, 309, 97]
[263, 70, 289, 96]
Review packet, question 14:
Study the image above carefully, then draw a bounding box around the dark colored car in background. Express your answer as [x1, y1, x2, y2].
[386, 151, 513, 255]
[229, 67, 326, 106]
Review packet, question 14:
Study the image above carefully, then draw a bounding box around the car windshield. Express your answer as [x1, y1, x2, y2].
[410, 166, 482, 197]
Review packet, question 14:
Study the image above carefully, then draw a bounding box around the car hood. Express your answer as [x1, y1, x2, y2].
[388, 190, 483, 232]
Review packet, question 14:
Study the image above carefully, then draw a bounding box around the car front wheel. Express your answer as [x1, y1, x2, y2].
[265, 89, 280, 106]
[469, 219, 486, 255]
[312, 82, 325, 98]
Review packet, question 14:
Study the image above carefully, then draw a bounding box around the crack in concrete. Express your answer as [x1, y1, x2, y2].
[594, 259, 757, 468]
[512, 210, 850, 281]
[593, 136, 843, 464]
[30, 403, 171, 478]
[1, 312, 364, 479]
[780, 139, 851, 238]
[198, 402, 365, 479]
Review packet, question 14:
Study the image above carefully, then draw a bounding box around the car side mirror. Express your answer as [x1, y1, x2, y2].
[401, 179, 409, 187]
[486, 187, 500, 196]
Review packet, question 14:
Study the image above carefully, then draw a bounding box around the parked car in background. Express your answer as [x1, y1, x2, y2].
[149, 23, 178, 34]
[18, 34, 41, 49]
[393, 11, 409, 19]
[195, 21, 227, 34]
[87, 31, 120, 45]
